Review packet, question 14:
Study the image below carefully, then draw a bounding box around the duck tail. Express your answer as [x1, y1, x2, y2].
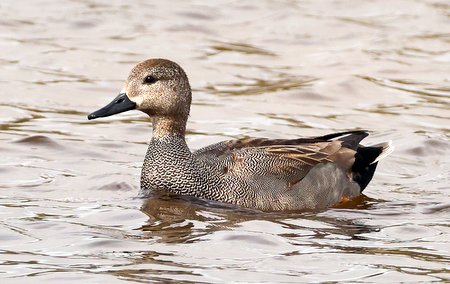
[352, 141, 394, 192]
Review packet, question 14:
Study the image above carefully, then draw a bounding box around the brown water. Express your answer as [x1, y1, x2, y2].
[1, 0, 449, 282]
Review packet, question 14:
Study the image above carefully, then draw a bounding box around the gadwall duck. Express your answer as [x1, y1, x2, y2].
[88, 59, 393, 211]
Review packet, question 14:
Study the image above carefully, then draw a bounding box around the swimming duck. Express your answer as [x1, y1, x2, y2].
[88, 59, 392, 211]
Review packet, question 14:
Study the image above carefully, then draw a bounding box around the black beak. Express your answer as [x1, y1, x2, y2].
[88, 93, 136, 120]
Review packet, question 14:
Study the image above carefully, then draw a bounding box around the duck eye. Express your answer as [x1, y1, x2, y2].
[143, 75, 157, 84]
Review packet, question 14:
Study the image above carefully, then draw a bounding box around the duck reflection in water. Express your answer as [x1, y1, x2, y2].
[139, 193, 382, 244]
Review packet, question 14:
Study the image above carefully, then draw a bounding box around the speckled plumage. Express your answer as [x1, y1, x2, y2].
[89, 58, 393, 211]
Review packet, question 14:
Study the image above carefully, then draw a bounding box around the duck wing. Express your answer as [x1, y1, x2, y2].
[193, 131, 369, 186]
[193, 130, 391, 196]
[193, 130, 368, 159]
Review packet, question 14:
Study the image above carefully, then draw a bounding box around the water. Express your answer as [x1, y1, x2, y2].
[1, 0, 449, 282]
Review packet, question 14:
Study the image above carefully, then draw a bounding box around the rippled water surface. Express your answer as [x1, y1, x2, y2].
[1, 0, 449, 282]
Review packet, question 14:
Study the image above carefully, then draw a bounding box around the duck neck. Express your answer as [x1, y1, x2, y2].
[151, 115, 187, 139]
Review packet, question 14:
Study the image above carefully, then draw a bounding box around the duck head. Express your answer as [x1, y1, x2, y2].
[88, 59, 192, 137]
